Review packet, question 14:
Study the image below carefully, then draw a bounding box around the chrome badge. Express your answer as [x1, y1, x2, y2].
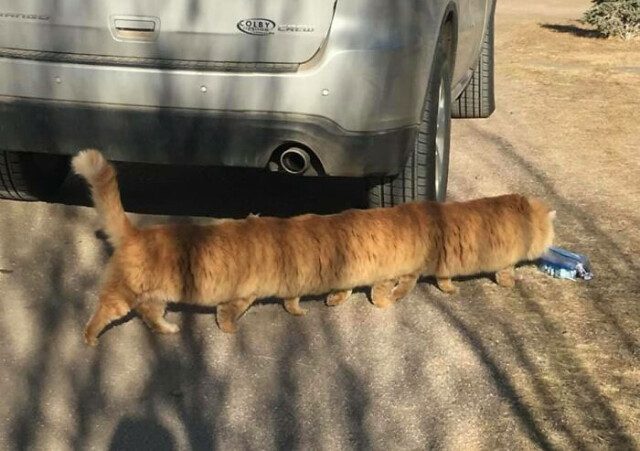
[237, 18, 276, 35]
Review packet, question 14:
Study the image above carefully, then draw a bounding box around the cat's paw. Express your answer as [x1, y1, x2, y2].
[217, 320, 238, 334]
[285, 304, 307, 316]
[496, 276, 515, 288]
[284, 297, 307, 316]
[288, 308, 307, 316]
[437, 278, 459, 294]
[371, 296, 393, 309]
[326, 290, 352, 306]
[496, 269, 517, 288]
[155, 322, 180, 334]
[371, 283, 394, 308]
[84, 330, 98, 347]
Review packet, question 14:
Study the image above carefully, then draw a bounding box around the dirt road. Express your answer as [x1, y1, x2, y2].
[1, 0, 638, 449]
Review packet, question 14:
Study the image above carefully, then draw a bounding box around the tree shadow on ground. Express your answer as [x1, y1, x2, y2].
[109, 417, 176, 451]
[539, 23, 605, 39]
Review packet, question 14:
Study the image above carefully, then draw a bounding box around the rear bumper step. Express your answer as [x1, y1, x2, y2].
[0, 48, 298, 72]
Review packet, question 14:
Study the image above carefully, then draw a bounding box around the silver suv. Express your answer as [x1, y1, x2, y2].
[0, 0, 495, 207]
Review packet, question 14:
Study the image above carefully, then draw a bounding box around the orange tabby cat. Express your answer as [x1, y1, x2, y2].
[73, 149, 555, 345]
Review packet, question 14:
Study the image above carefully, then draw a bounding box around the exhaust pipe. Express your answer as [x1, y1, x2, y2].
[279, 147, 311, 175]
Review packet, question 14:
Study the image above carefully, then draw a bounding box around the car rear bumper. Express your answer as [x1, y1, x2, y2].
[0, 97, 416, 177]
[0, 40, 428, 133]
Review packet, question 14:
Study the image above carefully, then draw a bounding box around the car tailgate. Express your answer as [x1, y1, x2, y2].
[0, 0, 337, 66]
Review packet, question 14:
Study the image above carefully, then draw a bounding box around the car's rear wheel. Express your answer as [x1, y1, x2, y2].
[451, 1, 495, 119]
[0, 151, 70, 201]
[367, 36, 451, 207]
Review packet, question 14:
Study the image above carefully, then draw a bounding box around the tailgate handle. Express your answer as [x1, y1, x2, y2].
[115, 19, 155, 32]
[110, 15, 160, 42]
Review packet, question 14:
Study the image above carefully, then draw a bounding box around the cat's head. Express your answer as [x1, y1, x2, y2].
[527, 197, 556, 259]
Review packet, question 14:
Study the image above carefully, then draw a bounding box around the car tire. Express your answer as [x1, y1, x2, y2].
[367, 36, 452, 207]
[451, 2, 495, 119]
[0, 151, 70, 201]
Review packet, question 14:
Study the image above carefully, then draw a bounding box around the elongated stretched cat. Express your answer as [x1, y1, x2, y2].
[73, 150, 555, 345]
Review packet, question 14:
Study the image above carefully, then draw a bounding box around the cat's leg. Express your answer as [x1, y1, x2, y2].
[84, 286, 133, 346]
[391, 273, 419, 302]
[216, 297, 256, 334]
[326, 289, 353, 307]
[436, 277, 458, 294]
[136, 300, 180, 334]
[495, 266, 516, 288]
[371, 280, 395, 308]
[283, 297, 307, 316]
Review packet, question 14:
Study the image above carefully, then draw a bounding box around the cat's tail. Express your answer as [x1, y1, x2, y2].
[72, 149, 135, 247]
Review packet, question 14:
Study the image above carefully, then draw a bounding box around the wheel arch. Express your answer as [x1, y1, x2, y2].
[439, 2, 459, 79]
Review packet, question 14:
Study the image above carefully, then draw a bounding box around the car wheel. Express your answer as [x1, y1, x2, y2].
[451, 1, 496, 119]
[368, 36, 452, 207]
[0, 151, 70, 201]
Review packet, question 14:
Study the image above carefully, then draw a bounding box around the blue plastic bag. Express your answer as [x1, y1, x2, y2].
[538, 246, 593, 280]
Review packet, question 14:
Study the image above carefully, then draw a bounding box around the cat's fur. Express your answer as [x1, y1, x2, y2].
[72, 149, 555, 345]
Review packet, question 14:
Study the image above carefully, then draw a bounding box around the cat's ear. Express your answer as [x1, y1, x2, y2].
[548, 210, 557, 220]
